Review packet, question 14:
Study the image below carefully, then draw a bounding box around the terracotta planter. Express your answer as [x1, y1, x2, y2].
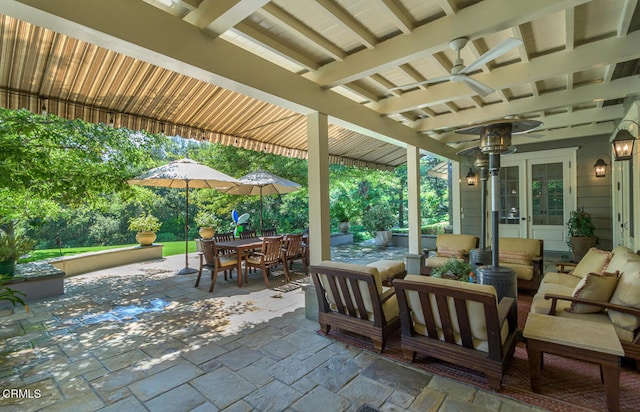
[198, 227, 215, 240]
[570, 236, 597, 262]
[135, 231, 157, 246]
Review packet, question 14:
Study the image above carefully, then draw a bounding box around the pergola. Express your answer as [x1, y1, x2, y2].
[2, 0, 640, 262]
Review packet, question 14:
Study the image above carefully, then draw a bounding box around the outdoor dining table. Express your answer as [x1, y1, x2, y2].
[215, 237, 263, 287]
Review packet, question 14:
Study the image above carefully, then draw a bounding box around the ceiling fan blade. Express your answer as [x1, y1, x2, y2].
[459, 76, 494, 97]
[460, 37, 523, 74]
[387, 75, 452, 91]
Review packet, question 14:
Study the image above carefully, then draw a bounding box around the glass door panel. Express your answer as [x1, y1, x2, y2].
[499, 166, 520, 225]
[531, 163, 564, 226]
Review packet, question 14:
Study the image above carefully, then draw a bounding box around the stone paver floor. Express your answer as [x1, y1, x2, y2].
[0, 246, 545, 411]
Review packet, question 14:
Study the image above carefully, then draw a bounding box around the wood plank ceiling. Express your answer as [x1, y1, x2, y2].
[1, 0, 639, 169]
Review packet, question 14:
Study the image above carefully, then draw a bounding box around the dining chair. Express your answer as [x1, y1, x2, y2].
[282, 233, 307, 276]
[245, 236, 285, 287]
[195, 239, 238, 292]
[214, 232, 235, 242]
[261, 228, 277, 237]
[240, 229, 257, 239]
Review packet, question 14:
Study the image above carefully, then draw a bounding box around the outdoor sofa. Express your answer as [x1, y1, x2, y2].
[423, 234, 479, 273]
[530, 245, 640, 367]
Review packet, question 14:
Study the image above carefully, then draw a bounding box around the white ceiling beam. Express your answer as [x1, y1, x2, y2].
[514, 122, 614, 144]
[308, 0, 591, 87]
[415, 76, 640, 131]
[183, 0, 269, 36]
[315, 0, 376, 49]
[374, 0, 413, 34]
[231, 23, 319, 71]
[257, 3, 345, 62]
[437, 0, 458, 16]
[374, 30, 640, 115]
[618, 0, 638, 35]
[4, 0, 460, 160]
[564, 7, 575, 51]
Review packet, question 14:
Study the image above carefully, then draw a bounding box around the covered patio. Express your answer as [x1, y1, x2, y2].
[1, 251, 545, 411]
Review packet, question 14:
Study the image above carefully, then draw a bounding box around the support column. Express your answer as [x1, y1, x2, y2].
[305, 112, 330, 320]
[306, 112, 331, 264]
[405, 145, 423, 274]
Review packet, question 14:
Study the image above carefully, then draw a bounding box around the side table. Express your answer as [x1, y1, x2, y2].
[523, 313, 624, 412]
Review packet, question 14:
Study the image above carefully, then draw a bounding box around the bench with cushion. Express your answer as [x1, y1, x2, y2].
[498, 237, 544, 291]
[393, 275, 518, 390]
[309, 261, 400, 353]
[530, 245, 640, 367]
[366, 259, 406, 286]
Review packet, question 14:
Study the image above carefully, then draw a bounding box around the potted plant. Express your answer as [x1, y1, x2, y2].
[195, 212, 220, 240]
[128, 213, 162, 246]
[331, 202, 354, 233]
[362, 203, 397, 247]
[0, 232, 34, 277]
[566, 208, 596, 262]
[432, 260, 474, 282]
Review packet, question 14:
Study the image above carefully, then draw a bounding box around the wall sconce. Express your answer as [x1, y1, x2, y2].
[594, 158, 607, 178]
[466, 168, 477, 186]
[612, 120, 638, 161]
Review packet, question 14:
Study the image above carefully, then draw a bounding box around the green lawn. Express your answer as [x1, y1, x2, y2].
[23, 241, 197, 262]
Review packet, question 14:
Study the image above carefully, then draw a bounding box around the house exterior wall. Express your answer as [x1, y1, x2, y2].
[459, 135, 613, 251]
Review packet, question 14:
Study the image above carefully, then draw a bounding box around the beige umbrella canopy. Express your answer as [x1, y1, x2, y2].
[128, 158, 239, 275]
[224, 169, 301, 232]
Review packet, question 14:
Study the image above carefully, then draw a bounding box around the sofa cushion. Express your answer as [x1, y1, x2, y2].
[402, 275, 507, 352]
[530, 282, 575, 315]
[541, 271, 582, 288]
[572, 247, 611, 278]
[605, 248, 640, 273]
[500, 263, 533, 281]
[608, 260, 640, 332]
[499, 250, 532, 266]
[567, 271, 620, 313]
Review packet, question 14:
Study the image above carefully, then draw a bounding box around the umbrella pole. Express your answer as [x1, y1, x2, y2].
[177, 180, 197, 275]
[260, 186, 263, 233]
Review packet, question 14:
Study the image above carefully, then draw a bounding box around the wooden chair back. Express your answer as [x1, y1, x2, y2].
[261, 236, 284, 264]
[262, 228, 277, 237]
[283, 233, 304, 258]
[240, 229, 257, 239]
[200, 239, 216, 266]
[214, 232, 235, 242]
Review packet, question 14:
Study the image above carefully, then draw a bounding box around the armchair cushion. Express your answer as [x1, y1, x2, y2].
[436, 246, 464, 258]
[567, 271, 620, 313]
[402, 275, 508, 352]
[425, 256, 463, 268]
[435, 234, 478, 252]
[499, 250, 531, 266]
[500, 263, 533, 281]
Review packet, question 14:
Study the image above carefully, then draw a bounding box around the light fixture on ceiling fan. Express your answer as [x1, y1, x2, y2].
[388, 37, 523, 97]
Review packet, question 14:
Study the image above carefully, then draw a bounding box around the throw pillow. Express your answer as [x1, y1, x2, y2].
[572, 247, 612, 278]
[436, 246, 464, 259]
[499, 250, 531, 266]
[566, 271, 620, 313]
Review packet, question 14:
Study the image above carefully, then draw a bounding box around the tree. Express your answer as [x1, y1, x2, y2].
[0, 108, 170, 246]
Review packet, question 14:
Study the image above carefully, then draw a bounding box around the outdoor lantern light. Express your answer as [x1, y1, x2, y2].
[611, 119, 639, 162]
[594, 158, 607, 178]
[466, 168, 477, 186]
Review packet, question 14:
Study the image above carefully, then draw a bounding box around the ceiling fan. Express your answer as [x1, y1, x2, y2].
[388, 37, 523, 97]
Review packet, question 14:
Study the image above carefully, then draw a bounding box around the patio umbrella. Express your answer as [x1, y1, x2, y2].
[128, 158, 239, 275]
[224, 169, 301, 232]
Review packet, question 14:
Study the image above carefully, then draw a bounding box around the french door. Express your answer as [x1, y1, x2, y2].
[494, 148, 577, 251]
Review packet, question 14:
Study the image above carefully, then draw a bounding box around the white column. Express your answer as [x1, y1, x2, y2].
[307, 112, 331, 264]
[407, 145, 422, 254]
